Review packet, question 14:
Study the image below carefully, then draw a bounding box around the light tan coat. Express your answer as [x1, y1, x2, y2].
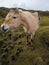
[1, 9, 39, 39]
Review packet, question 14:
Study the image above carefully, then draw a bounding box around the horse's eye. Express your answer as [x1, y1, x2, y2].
[13, 17, 16, 19]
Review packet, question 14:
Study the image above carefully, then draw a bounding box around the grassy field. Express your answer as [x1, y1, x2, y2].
[0, 16, 49, 65]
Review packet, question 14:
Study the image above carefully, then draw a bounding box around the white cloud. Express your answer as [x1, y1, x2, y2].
[0, 0, 49, 11]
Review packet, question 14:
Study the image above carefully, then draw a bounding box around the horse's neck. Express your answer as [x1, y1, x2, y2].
[21, 20, 29, 33]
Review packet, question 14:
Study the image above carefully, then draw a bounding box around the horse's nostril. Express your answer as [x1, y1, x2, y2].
[1, 25, 8, 31]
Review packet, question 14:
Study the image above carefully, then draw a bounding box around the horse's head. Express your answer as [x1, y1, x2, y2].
[1, 9, 22, 32]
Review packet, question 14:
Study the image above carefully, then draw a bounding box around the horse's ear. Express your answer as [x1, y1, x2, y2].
[15, 8, 19, 14]
[10, 9, 13, 12]
[10, 8, 19, 13]
[10, 8, 15, 12]
[32, 12, 39, 17]
[19, 9, 22, 13]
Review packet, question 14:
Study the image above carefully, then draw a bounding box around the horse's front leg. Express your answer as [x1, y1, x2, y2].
[31, 31, 36, 42]
[26, 33, 31, 42]
[26, 32, 33, 45]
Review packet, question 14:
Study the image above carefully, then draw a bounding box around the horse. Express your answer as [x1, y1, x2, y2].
[1, 9, 39, 40]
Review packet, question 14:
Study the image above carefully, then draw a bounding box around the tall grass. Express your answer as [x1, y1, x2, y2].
[0, 16, 49, 65]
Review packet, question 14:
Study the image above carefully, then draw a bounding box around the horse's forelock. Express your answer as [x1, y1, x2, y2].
[10, 8, 19, 13]
[10, 8, 19, 14]
[15, 9, 19, 14]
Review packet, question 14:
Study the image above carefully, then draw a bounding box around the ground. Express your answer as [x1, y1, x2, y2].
[0, 16, 49, 65]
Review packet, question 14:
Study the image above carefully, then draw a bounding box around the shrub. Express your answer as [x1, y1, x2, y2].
[1, 53, 8, 59]
[8, 45, 14, 50]
[17, 47, 23, 53]
[4, 48, 9, 53]
[16, 51, 20, 56]
[34, 57, 45, 65]
[1, 60, 9, 65]
[11, 55, 16, 61]
[46, 62, 49, 65]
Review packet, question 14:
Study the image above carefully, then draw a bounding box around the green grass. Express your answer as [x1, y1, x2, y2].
[0, 16, 49, 65]
[40, 16, 49, 26]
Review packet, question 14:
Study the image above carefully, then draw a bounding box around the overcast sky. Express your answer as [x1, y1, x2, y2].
[0, 0, 49, 11]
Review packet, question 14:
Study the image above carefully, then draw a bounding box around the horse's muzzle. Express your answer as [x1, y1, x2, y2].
[1, 24, 9, 32]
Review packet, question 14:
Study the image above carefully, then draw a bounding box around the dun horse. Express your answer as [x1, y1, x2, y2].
[1, 9, 39, 40]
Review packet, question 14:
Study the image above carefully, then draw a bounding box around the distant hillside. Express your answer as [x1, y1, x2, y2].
[0, 7, 49, 18]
